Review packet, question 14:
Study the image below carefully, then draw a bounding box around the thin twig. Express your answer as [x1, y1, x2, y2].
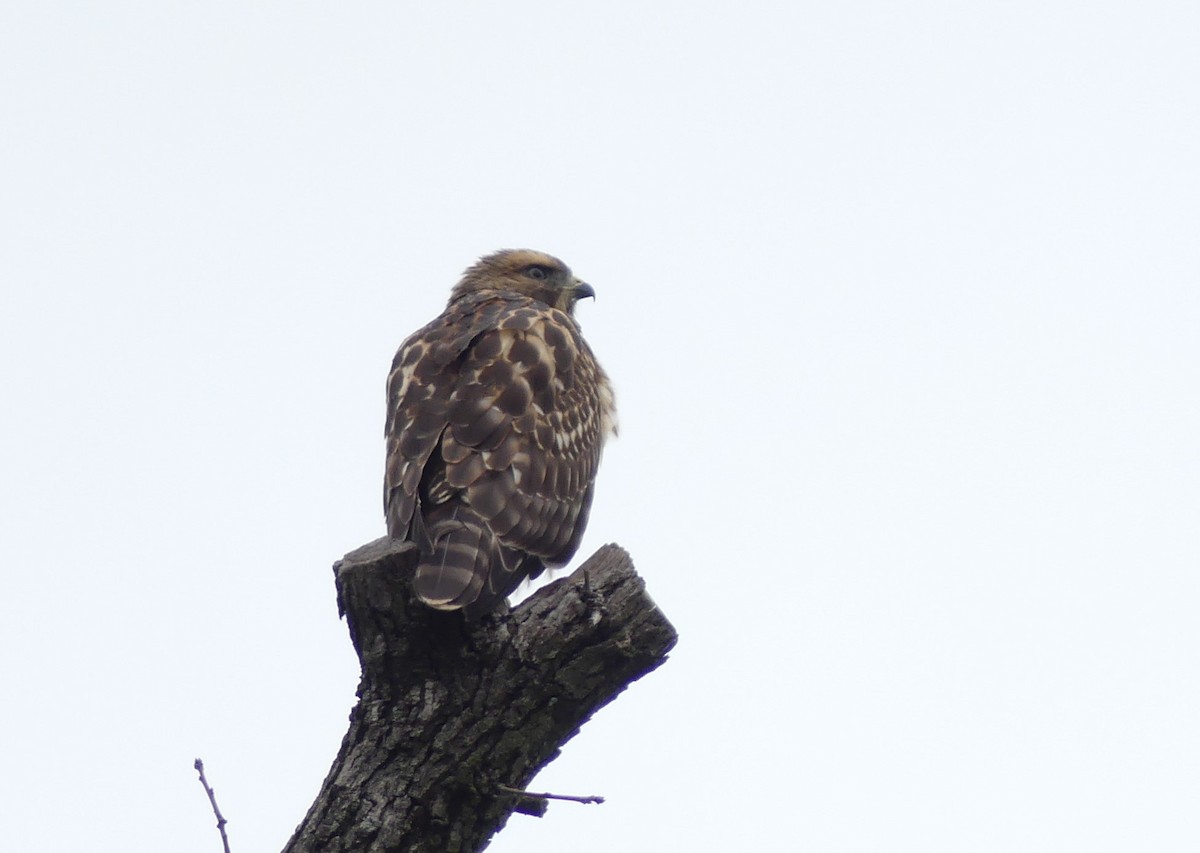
[497, 784, 605, 805]
[194, 758, 232, 853]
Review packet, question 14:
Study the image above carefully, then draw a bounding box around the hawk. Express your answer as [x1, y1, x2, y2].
[384, 249, 616, 618]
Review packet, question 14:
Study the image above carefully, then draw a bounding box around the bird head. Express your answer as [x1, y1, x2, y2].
[452, 249, 595, 314]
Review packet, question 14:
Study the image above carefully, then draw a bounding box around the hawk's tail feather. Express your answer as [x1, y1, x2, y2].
[413, 505, 545, 619]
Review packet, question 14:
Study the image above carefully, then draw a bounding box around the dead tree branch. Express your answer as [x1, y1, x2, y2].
[281, 539, 677, 853]
[194, 758, 232, 853]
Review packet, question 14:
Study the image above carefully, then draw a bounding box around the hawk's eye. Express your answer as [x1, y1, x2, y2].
[525, 265, 549, 281]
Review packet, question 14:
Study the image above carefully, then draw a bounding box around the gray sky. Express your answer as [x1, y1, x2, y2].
[2, 3, 1198, 851]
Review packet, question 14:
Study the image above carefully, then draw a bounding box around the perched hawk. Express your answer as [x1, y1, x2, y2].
[384, 249, 616, 618]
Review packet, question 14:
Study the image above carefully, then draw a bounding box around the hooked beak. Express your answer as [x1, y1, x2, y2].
[571, 280, 596, 301]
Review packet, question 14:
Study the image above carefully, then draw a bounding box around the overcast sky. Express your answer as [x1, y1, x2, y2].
[2, 3, 1198, 851]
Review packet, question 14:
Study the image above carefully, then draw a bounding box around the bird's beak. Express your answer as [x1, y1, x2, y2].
[571, 280, 596, 301]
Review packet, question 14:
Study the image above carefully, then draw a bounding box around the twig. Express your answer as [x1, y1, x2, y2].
[497, 784, 605, 805]
[194, 758, 232, 853]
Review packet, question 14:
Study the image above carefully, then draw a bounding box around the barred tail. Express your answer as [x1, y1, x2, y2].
[413, 504, 545, 619]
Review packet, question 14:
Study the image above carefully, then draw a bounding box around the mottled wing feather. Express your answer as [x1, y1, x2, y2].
[384, 293, 510, 541]
[441, 306, 607, 562]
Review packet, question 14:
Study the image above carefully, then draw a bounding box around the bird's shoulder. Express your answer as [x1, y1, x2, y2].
[391, 292, 587, 389]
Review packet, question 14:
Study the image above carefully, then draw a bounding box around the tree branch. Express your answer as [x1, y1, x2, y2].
[281, 539, 677, 853]
[194, 758, 232, 853]
[495, 784, 605, 805]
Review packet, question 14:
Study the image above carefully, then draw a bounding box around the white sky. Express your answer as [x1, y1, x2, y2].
[2, 3, 1198, 851]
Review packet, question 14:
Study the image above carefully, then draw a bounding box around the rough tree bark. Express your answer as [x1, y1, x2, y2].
[281, 537, 677, 853]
